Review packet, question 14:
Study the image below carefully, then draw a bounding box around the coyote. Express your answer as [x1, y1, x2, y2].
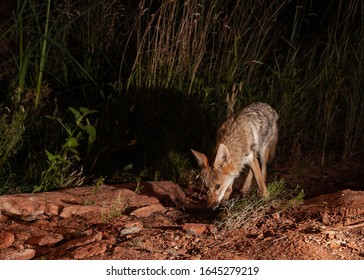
[191, 102, 279, 209]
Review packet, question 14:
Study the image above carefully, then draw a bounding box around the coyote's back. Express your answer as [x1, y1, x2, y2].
[192, 102, 279, 209]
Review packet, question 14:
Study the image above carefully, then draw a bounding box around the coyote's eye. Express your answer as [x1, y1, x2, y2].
[215, 184, 221, 190]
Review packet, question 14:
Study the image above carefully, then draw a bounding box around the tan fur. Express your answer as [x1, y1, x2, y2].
[192, 102, 279, 209]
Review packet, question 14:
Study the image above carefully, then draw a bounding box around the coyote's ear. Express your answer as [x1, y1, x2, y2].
[214, 143, 230, 171]
[191, 149, 209, 169]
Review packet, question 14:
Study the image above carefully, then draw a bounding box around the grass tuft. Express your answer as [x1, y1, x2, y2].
[217, 180, 304, 230]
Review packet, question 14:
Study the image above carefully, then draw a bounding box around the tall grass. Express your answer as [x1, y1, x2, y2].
[125, 0, 364, 164]
[126, 1, 287, 95]
[273, 0, 364, 164]
[0, 0, 363, 193]
[34, 0, 51, 108]
[0, 0, 123, 193]
[3, 0, 127, 103]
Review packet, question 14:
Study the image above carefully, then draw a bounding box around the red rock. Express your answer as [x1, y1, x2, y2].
[45, 203, 62, 216]
[115, 181, 189, 205]
[15, 232, 31, 242]
[19, 199, 45, 217]
[330, 240, 342, 249]
[60, 196, 83, 205]
[0, 214, 8, 222]
[130, 204, 166, 218]
[59, 205, 82, 218]
[0, 232, 15, 249]
[32, 219, 52, 229]
[93, 188, 137, 205]
[182, 223, 207, 235]
[0, 198, 45, 221]
[60, 205, 100, 218]
[119, 221, 143, 236]
[346, 241, 359, 250]
[128, 195, 160, 208]
[27, 233, 64, 247]
[0, 199, 21, 216]
[0, 248, 36, 260]
[62, 232, 102, 250]
[73, 241, 108, 259]
[139, 181, 188, 204]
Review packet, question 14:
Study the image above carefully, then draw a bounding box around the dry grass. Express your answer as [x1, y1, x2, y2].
[217, 180, 304, 230]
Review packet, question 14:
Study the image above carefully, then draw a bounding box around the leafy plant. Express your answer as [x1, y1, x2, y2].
[33, 107, 97, 192]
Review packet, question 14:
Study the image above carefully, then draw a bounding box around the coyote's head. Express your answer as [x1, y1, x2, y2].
[191, 144, 237, 209]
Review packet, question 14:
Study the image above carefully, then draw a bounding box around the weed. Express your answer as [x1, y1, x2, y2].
[81, 176, 106, 206]
[217, 180, 304, 230]
[92, 176, 106, 195]
[33, 107, 97, 192]
[101, 191, 128, 224]
[82, 197, 95, 206]
[134, 182, 144, 195]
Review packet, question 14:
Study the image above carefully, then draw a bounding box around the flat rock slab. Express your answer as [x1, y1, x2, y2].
[73, 241, 108, 259]
[27, 233, 64, 247]
[0, 182, 191, 259]
[130, 204, 166, 218]
[297, 189, 364, 226]
[0, 248, 36, 260]
[182, 223, 208, 235]
[117, 181, 190, 206]
[0, 181, 188, 221]
[119, 221, 144, 236]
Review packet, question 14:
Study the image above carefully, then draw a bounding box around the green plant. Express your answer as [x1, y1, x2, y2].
[0, 0, 363, 195]
[0, 106, 26, 194]
[134, 182, 144, 195]
[5, 0, 118, 105]
[33, 106, 97, 192]
[92, 176, 106, 195]
[34, 0, 51, 108]
[167, 151, 191, 183]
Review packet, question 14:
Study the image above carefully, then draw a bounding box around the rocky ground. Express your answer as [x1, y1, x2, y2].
[0, 164, 363, 260]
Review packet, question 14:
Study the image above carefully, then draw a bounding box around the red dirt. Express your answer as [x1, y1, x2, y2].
[0, 164, 363, 260]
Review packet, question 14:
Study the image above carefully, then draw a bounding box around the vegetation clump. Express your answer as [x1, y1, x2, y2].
[0, 0, 363, 194]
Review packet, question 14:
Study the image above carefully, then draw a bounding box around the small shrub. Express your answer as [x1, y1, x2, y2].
[217, 180, 304, 230]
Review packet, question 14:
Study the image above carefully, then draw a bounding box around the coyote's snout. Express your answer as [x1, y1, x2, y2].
[191, 102, 279, 209]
